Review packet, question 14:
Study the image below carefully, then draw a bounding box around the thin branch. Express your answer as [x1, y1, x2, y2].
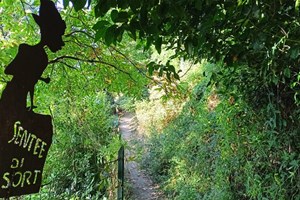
[110, 46, 153, 80]
[107, 47, 132, 79]
[20, 0, 36, 10]
[48, 55, 135, 79]
[64, 30, 94, 39]
[68, 13, 92, 33]
[180, 62, 194, 78]
[69, 30, 152, 81]
[62, 21, 153, 82]
[57, 60, 77, 70]
[19, 0, 36, 31]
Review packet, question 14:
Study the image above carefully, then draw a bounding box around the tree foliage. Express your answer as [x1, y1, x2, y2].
[1, 0, 150, 97]
[67, 0, 300, 106]
[2, 0, 300, 198]
[139, 63, 300, 199]
[0, 0, 150, 198]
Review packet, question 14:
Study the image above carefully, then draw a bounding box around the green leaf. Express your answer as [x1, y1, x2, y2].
[128, 19, 139, 40]
[93, 20, 111, 42]
[94, 27, 108, 42]
[159, 68, 164, 76]
[155, 37, 162, 54]
[111, 9, 119, 22]
[284, 68, 291, 78]
[128, 27, 137, 40]
[272, 76, 279, 85]
[185, 41, 194, 55]
[117, 0, 129, 9]
[154, 64, 160, 70]
[140, 6, 148, 29]
[70, 0, 86, 11]
[296, 0, 300, 11]
[290, 48, 300, 59]
[174, 73, 180, 80]
[238, 0, 247, 6]
[195, 0, 202, 10]
[129, 18, 139, 29]
[147, 62, 156, 75]
[167, 63, 175, 74]
[116, 11, 129, 23]
[145, 36, 153, 50]
[63, 0, 70, 8]
[128, 0, 140, 12]
[166, 72, 171, 81]
[93, 20, 111, 31]
[115, 26, 125, 42]
[104, 25, 118, 46]
[95, 0, 110, 18]
[111, 10, 129, 23]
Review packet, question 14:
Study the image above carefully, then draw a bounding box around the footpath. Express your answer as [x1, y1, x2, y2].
[119, 113, 165, 200]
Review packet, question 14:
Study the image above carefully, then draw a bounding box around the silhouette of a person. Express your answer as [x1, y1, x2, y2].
[1, 0, 66, 111]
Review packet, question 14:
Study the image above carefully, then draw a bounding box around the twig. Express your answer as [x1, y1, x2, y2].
[64, 30, 94, 39]
[107, 47, 136, 82]
[110, 46, 153, 80]
[48, 55, 135, 78]
[19, 0, 36, 31]
[57, 60, 78, 70]
[180, 61, 194, 78]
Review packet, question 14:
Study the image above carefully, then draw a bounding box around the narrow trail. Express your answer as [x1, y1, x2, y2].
[119, 112, 165, 200]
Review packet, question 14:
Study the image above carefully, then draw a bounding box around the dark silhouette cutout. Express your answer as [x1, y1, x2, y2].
[2, 0, 66, 111]
[0, 0, 66, 197]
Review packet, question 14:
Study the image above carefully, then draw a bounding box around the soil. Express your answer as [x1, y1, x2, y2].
[119, 112, 165, 200]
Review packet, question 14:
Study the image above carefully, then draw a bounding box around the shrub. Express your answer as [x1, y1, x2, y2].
[141, 64, 300, 199]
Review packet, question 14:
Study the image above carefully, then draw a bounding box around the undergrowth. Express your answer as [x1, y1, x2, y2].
[25, 79, 122, 199]
[138, 63, 300, 199]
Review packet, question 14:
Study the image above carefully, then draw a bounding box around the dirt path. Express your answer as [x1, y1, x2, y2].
[119, 113, 165, 200]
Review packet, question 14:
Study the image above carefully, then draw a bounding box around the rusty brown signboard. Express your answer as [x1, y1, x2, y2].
[0, 114, 53, 197]
[0, 0, 66, 197]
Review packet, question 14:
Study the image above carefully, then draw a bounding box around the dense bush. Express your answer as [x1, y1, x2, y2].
[142, 63, 300, 199]
[23, 68, 122, 199]
[41, 92, 120, 199]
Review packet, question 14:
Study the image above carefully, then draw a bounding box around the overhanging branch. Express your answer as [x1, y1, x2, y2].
[48, 55, 136, 81]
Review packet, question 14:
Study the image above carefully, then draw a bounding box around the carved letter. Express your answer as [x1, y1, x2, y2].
[27, 134, 37, 152]
[20, 158, 24, 168]
[39, 141, 47, 158]
[14, 124, 24, 145]
[21, 131, 31, 149]
[1, 172, 10, 189]
[33, 170, 41, 185]
[12, 172, 22, 187]
[10, 158, 19, 169]
[33, 138, 42, 155]
[21, 171, 32, 187]
[8, 121, 21, 143]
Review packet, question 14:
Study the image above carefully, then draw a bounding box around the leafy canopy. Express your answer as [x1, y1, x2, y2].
[68, 0, 300, 105]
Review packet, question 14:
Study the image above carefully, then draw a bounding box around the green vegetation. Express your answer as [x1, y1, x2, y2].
[1, 0, 300, 199]
[138, 63, 300, 199]
[0, 1, 147, 198]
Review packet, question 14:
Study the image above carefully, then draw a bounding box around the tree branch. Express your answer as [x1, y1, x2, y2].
[48, 55, 135, 80]
[19, 0, 36, 31]
[109, 46, 150, 77]
[64, 30, 94, 39]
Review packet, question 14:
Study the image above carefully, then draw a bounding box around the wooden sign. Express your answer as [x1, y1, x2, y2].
[0, 0, 66, 197]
